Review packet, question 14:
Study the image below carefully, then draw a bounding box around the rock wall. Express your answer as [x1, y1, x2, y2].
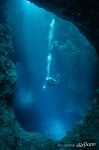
[29, 0, 99, 56]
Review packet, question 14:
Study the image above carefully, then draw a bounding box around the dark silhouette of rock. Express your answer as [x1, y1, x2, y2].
[29, 0, 99, 56]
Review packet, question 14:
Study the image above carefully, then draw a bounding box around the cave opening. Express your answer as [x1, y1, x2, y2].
[9, 0, 99, 140]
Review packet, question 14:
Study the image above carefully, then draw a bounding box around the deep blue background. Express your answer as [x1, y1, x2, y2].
[10, 0, 99, 140]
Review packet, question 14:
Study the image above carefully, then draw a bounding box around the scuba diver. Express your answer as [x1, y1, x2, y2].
[43, 74, 65, 89]
[46, 73, 60, 86]
[46, 77, 57, 85]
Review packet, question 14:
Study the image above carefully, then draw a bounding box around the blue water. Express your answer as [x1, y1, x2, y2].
[12, 0, 98, 140]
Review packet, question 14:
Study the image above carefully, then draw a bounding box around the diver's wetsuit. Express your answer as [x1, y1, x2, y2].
[43, 74, 65, 89]
[46, 77, 56, 86]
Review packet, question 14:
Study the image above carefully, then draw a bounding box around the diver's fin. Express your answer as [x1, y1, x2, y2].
[56, 73, 60, 79]
[56, 73, 66, 84]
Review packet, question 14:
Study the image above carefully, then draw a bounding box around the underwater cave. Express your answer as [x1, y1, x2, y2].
[9, 0, 99, 141]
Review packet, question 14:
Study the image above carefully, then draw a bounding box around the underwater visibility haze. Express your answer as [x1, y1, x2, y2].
[11, 0, 99, 140]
